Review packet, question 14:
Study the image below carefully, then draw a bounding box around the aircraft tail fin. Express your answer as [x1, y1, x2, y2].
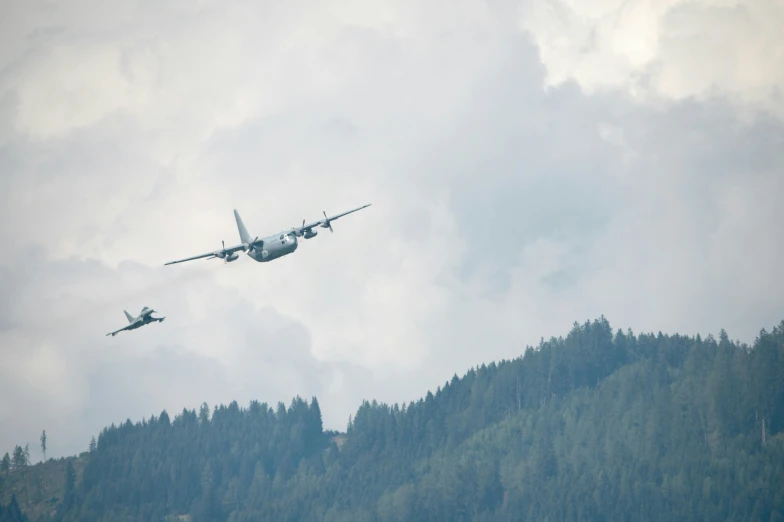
[234, 209, 251, 244]
[123, 310, 134, 323]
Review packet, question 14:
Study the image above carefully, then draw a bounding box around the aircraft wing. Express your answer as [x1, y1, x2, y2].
[301, 204, 371, 231]
[106, 324, 133, 337]
[164, 243, 246, 266]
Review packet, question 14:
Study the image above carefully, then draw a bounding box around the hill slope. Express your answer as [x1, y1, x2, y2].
[0, 455, 87, 522]
[3, 317, 783, 521]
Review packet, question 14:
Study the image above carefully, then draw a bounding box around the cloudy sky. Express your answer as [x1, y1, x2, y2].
[1, 0, 782, 459]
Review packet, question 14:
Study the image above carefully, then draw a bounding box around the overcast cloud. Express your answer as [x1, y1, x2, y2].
[1, 0, 782, 459]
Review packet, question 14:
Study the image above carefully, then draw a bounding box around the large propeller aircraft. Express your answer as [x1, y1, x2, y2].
[163, 204, 371, 266]
[106, 306, 165, 337]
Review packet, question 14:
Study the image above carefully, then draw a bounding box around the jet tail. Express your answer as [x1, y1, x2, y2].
[123, 310, 134, 323]
[234, 209, 251, 245]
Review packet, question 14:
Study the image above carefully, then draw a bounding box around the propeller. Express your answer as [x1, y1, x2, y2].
[220, 241, 236, 263]
[322, 211, 333, 233]
[293, 219, 306, 237]
[207, 240, 228, 260]
[246, 236, 260, 253]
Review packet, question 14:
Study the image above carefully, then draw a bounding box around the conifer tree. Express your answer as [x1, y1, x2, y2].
[40, 430, 47, 462]
[0, 453, 9, 474]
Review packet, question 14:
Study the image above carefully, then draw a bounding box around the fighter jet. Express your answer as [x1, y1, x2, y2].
[106, 306, 165, 336]
[163, 204, 371, 266]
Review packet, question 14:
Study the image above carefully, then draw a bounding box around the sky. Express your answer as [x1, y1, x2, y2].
[0, 0, 782, 460]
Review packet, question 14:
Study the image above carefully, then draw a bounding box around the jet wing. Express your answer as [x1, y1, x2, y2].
[164, 243, 246, 266]
[106, 324, 133, 336]
[301, 204, 371, 231]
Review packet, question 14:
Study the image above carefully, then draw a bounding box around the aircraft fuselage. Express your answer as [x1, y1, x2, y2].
[129, 315, 162, 329]
[247, 231, 299, 262]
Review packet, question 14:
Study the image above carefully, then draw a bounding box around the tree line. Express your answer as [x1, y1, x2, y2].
[2, 317, 783, 521]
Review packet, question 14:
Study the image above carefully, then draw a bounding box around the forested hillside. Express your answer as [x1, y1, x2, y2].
[3, 317, 783, 521]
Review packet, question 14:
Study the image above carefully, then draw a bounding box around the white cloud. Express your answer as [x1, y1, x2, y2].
[0, 0, 782, 458]
[520, 0, 784, 119]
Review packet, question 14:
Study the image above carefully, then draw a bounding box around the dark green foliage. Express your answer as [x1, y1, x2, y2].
[11, 317, 784, 521]
[9, 447, 29, 509]
[63, 462, 75, 499]
[0, 495, 28, 522]
[52, 396, 330, 521]
[9, 449, 25, 475]
[39, 433, 46, 465]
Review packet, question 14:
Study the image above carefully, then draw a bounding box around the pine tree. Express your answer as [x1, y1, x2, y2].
[11, 445, 30, 506]
[65, 460, 76, 495]
[11, 446, 23, 471]
[40, 430, 47, 462]
[199, 402, 210, 424]
[2, 494, 27, 522]
[1, 452, 9, 474]
[60, 459, 77, 516]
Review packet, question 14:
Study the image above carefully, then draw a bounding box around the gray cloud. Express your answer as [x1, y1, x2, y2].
[1, 0, 782, 459]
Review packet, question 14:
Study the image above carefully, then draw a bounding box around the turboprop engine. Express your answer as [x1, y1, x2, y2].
[294, 219, 320, 239]
[208, 240, 240, 263]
